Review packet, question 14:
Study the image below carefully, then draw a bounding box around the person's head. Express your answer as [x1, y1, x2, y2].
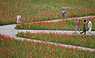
[84, 20, 86, 22]
[89, 18, 91, 21]
[17, 15, 21, 18]
[87, 18, 92, 23]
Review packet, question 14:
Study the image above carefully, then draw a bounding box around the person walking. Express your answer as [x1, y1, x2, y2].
[80, 19, 88, 35]
[16, 15, 22, 24]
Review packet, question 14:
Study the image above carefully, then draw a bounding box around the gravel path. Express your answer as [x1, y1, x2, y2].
[0, 25, 95, 38]
[39, 16, 95, 22]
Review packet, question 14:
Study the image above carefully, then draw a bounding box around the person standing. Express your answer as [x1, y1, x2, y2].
[80, 19, 88, 35]
[88, 20, 92, 32]
[75, 18, 81, 32]
[61, 8, 67, 19]
[16, 15, 21, 24]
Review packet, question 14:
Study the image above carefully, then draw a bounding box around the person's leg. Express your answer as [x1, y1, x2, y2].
[80, 31, 83, 34]
[88, 27, 92, 32]
[84, 27, 87, 35]
[74, 26, 79, 34]
[77, 26, 80, 30]
[80, 29, 86, 35]
[80, 28, 84, 34]
[84, 31, 86, 35]
[75, 26, 77, 31]
[62, 13, 64, 17]
[64, 13, 67, 19]
[88, 27, 92, 35]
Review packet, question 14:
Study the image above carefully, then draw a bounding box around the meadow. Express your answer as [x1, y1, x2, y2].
[0, 34, 95, 58]
[0, 0, 95, 25]
[0, 0, 95, 57]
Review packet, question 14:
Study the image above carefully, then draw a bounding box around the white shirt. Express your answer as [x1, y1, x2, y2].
[62, 10, 66, 14]
[16, 15, 21, 23]
[88, 21, 92, 28]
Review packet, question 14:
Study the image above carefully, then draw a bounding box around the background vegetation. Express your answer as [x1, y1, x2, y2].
[0, 0, 95, 25]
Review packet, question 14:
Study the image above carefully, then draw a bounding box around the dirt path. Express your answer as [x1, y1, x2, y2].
[39, 16, 95, 23]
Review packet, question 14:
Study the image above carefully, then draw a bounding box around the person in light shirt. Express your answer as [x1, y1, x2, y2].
[61, 9, 67, 19]
[87, 19, 92, 32]
[16, 15, 21, 24]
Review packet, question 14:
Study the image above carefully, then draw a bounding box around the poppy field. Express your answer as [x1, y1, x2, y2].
[0, 0, 95, 57]
[1, 0, 95, 25]
[0, 34, 95, 58]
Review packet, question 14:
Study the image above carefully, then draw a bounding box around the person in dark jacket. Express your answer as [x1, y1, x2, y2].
[80, 19, 88, 35]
